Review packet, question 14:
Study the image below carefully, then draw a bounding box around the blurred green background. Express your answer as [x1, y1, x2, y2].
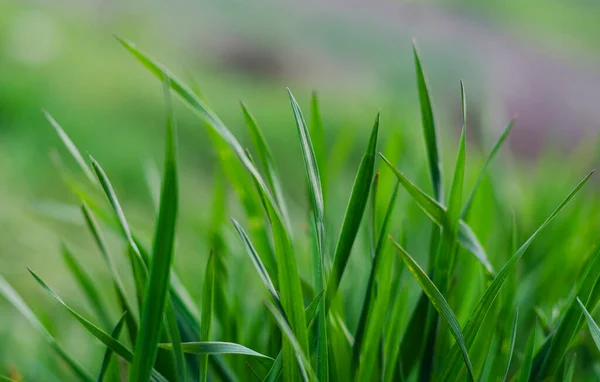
[2, 0, 600, 379]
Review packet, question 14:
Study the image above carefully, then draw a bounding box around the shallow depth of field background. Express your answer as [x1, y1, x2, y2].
[2, 0, 600, 378]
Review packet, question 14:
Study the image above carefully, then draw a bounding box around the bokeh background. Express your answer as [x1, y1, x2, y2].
[2, 0, 600, 379]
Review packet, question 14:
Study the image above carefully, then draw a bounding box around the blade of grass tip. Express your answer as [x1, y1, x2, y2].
[200, 252, 216, 382]
[159, 342, 273, 359]
[352, 182, 400, 377]
[390, 239, 475, 381]
[130, 75, 180, 382]
[118, 37, 309, 379]
[564, 354, 577, 382]
[43, 110, 97, 185]
[0, 276, 95, 382]
[517, 323, 537, 382]
[241, 102, 291, 230]
[288, 88, 328, 381]
[439, 170, 594, 381]
[310, 91, 327, 199]
[503, 309, 519, 382]
[97, 312, 127, 382]
[413, 39, 443, 202]
[577, 297, 600, 352]
[62, 243, 112, 329]
[461, 118, 515, 218]
[27, 269, 174, 382]
[380, 153, 493, 275]
[265, 301, 317, 382]
[326, 111, 379, 310]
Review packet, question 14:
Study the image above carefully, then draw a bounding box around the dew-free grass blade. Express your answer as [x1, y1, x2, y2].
[0, 276, 95, 382]
[310, 91, 327, 198]
[380, 154, 493, 274]
[413, 40, 443, 202]
[165, 298, 186, 382]
[62, 243, 112, 329]
[326, 112, 379, 309]
[383, 262, 407, 382]
[517, 323, 536, 382]
[43, 110, 97, 185]
[564, 354, 577, 382]
[159, 342, 273, 360]
[130, 76, 180, 382]
[241, 101, 291, 229]
[97, 312, 127, 382]
[200, 252, 216, 382]
[390, 239, 475, 381]
[503, 309, 518, 382]
[461, 118, 515, 218]
[439, 170, 593, 381]
[288, 88, 328, 381]
[577, 297, 600, 352]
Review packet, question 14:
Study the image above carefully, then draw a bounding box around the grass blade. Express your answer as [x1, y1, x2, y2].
[503, 309, 518, 382]
[130, 77, 179, 382]
[160, 342, 273, 359]
[326, 112, 379, 309]
[517, 323, 536, 382]
[288, 88, 328, 381]
[564, 354, 576, 382]
[577, 297, 600, 352]
[97, 312, 127, 382]
[200, 253, 216, 382]
[440, 170, 593, 381]
[461, 118, 515, 218]
[310, 91, 327, 198]
[380, 154, 493, 274]
[413, 40, 443, 201]
[0, 276, 94, 382]
[390, 239, 475, 381]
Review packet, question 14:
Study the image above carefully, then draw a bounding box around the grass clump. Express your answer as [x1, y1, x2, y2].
[1, 37, 600, 382]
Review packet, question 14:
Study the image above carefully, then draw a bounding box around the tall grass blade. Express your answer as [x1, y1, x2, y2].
[564, 354, 576, 382]
[390, 239, 475, 381]
[200, 252, 216, 382]
[503, 309, 518, 382]
[310, 91, 327, 198]
[517, 323, 536, 382]
[97, 312, 127, 382]
[0, 276, 95, 382]
[440, 170, 593, 381]
[326, 112, 379, 309]
[577, 297, 600, 352]
[159, 342, 273, 359]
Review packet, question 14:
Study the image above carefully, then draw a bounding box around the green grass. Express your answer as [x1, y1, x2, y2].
[2, 37, 600, 382]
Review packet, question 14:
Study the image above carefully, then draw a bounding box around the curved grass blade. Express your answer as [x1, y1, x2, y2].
[326, 112, 379, 309]
[503, 309, 519, 382]
[288, 88, 328, 381]
[413, 40, 443, 201]
[43, 110, 97, 185]
[461, 118, 515, 218]
[380, 154, 493, 274]
[62, 243, 112, 329]
[200, 252, 216, 382]
[517, 323, 536, 382]
[564, 354, 576, 382]
[390, 239, 475, 381]
[97, 312, 127, 382]
[241, 102, 291, 229]
[159, 342, 273, 359]
[26, 270, 168, 382]
[130, 76, 180, 382]
[439, 170, 593, 381]
[265, 301, 316, 382]
[310, 91, 327, 198]
[0, 276, 94, 382]
[577, 297, 600, 352]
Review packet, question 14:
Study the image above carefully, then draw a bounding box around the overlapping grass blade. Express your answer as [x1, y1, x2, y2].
[288, 88, 328, 381]
[461, 119, 515, 218]
[503, 309, 518, 382]
[517, 323, 536, 382]
[97, 312, 127, 382]
[0, 276, 95, 382]
[380, 154, 493, 274]
[241, 102, 291, 229]
[326, 112, 379, 309]
[200, 252, 215, 382]
[577, 297, 600, 351]
[130, 76, 180, 382]
[352, 182, 399, 378]
[165, 298, 186, 382]
[159, 342, 273, 359]
[564, 354, 576, 382]
[439, 170, 593, 381]
[390, 239, 475, 381]
[62, 243, 112, 329]
[413, 40, 443, 201]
